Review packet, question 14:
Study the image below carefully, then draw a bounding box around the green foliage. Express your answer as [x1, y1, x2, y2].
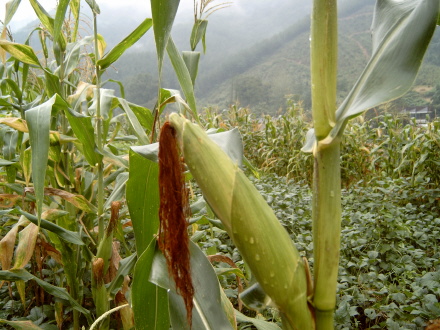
[1, 0, 439, 329]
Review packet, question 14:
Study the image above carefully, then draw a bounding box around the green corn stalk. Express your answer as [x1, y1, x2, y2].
[169, 113, 314, 330]
[310, 0, 340, 328]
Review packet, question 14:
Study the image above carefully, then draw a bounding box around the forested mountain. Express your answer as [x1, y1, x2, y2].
[10, 0, 440, 114]
[112, 0, 440, 114]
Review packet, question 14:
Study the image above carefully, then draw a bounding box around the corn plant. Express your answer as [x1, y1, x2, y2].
[0, 0, 155, 328]
[132, 1, 439, 329]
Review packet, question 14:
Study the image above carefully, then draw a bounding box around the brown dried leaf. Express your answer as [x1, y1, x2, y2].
[25, 187, 97, 213]
[0, 194, 22, 208]
[12, 223, 39, 269]
[0, 117, 29, 132]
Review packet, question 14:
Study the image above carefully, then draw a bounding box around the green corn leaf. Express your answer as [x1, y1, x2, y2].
[107, 78, 125, 98]
[38, 28, 49, 59]
[304, 0, 439, 151]
[54, 0, 70, 44]
[69, 0, 80, 21]
[182, 51, 200, 86]
[240, 282, 272, 312]
[235, 310, 282, 330]
[3, 130, 18, 161]
[107, 252, 137, 298]
[25, 97, 53, 221]
[19, 209, 84, 245]
[166, 37, 198, 120]
[151, 0, 180, 75]
[97, 18, 152, 71]
[0, 319, 43, 330]
[29, 0, 66, 50]
[5, 0, 22, 26]
[85, 0, 100, 14]
[64, 36, 94, 77]
[124, 102, 154, 132]
[149, 241, 234, 329]
[1, 78, 22, 101]
[0, 268, 91, 323]
[63, 104, 102, 166]
[190, 19, 208, 52]
[128, 147, 169, 329]
[117, 98, 149, 145]
[127, 148, 160, 254]
[0, 40, 41, 67]
[43, 69, 61, 97]
[29, 0, 53, 33]
[132, 240, 169, 330]
[157, 88, 192, 116]
[103, 172, 128, 210]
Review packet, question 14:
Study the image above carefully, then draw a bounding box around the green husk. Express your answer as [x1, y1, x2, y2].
[169, 113, 314, 330]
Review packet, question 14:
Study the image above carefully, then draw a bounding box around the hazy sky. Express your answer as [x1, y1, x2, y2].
[1, 0, 197, 30]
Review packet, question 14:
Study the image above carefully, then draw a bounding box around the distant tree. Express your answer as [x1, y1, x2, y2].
[431, 84, 440, 112]
[234, 75, 271, 110]
[124, 73, 158, 107]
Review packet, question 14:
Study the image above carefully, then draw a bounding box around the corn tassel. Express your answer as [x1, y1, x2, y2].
[169, 113, 314, 330]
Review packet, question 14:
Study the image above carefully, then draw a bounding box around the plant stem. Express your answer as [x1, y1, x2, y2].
[93, 13, 105, 242]
[311, 0, 337, 140]
[310, 0, 340, 328]
[312, 140, 341, 328]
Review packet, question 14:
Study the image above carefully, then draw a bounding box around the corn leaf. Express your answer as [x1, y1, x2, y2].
[69, 0, 80, 21]
[103, 172, 128, 210]
[24, 187, 97, 213]
[190, 19, 208, 52]
[182, 51, 200, 86]
[63, 105, 102, 166]
[5, 0, 22, 26]
[53, 0, 70, 44]
[0, 40, 41, 67]
[128, 149, 169, 329]
[117, 98, 149, 145]
[0, 219, 22, 273]
[235, 310, 282, 330]
[28, 0, 66, 50]
[0, 268, 91, 322]
[151, 0, 180, 75]
[19, 209, 84, 245]
[166, 37, 198, 120]
[97, 18, 152, 71]
[127, 149, 159, 254]
[25, 97, 53, 221]
[64, 36, 94, 77]
[149, 241, 234, 329]
[0, 319, 43, 330]
[132, 241, 169, 330]
[108, 252, 137, 298]
[85, 0, 100, 14]
[304, 0, 439, 151]
[123, 102, 154, 132]
[12, 223, 39, 269]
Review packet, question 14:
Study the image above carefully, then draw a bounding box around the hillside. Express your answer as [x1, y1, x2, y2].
[10, 0, 439, 114]
[196, 0, 440, 114]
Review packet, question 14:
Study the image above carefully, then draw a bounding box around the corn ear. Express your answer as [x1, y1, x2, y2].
[169, 113, 314, 329]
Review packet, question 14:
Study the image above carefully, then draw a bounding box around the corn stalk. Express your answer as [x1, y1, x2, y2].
[310, 0, 340, 328]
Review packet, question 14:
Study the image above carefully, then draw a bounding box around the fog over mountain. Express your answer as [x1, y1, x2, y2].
[6, 0, 440, 113]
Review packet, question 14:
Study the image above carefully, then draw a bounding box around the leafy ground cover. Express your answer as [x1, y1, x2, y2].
[190, 172, 440, 329]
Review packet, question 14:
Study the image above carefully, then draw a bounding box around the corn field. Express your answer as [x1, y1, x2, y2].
[0, 0, 439, 329]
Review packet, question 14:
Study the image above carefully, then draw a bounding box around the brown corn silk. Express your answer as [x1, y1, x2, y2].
[158, 122, 194, 327]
